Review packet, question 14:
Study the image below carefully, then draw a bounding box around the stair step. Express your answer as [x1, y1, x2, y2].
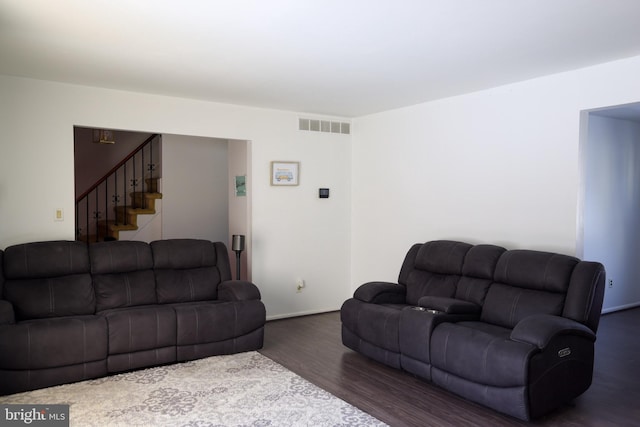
[145, 178, 160, 193]
[108, 222, 138, 232]
[102, 192, 162, 240]
[130, 192, 162, 210]
[131, 192, 163, 199]
[115, 207, 156, 215]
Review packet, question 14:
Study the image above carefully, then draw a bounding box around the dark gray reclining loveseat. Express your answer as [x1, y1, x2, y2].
[341, 240, 605, 420]
[0, 238, 266, 396]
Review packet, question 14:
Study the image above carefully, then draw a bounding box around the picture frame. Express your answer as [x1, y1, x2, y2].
[235, 175, 246, 196]
[271, 161, 300, 186]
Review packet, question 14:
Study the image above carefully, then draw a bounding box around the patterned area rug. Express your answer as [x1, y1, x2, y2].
[1, 352, 386, 426]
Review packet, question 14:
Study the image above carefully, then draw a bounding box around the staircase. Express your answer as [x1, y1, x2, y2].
[76, 134, 162, 243]
[101, 178, 163, 241]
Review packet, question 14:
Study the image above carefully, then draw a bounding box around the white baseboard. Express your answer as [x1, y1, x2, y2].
[266, 307, 339, 321]
[601, 301, 640, 314]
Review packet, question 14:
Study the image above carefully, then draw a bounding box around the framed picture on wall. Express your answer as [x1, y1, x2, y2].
[271, 161, 300, 186]
[235, 175, 246, 196]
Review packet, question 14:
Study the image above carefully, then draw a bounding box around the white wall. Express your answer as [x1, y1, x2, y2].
[228, 139, 250, 281]
[583, 114, 640, 312]
[0, 75, 352, 319]
[252, 129, 352, 318]
[351, 55, 640, 289]
[161, 134, 228, 242]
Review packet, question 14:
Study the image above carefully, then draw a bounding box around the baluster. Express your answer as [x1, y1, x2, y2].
[114, 170, 118, 224]
[86, 197, 89, 243]
[141, 147, 146, 208]
[94, 190, 99, 242]
[123, 162, 128, 225]
[75, 200, 79, 241]
[105, 179, 109, 240]
[133, 153, 136, 209]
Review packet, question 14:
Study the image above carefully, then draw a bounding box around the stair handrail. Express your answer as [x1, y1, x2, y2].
[76, 133, 159, 202]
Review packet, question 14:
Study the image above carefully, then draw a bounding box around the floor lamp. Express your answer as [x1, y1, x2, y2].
[232, 235, 245, 280]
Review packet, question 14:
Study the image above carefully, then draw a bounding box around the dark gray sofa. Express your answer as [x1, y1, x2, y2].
[0, 238, 266, 396]
[341, 240, 605, 420]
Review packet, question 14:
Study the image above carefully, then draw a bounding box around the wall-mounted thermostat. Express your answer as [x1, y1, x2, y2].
[319, 188, 330, 199]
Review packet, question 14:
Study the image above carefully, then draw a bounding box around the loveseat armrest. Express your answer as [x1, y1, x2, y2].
[218, 280, 262, 301]
[418, 296, 481, 315]
[510, 314, 595, 349]
[353, 281, 406, 304]
[0, 300, 16, 325]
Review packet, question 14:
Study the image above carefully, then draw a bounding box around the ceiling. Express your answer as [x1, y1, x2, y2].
[2, 0, 640, 118]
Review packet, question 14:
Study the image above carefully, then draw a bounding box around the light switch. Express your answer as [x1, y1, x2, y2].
[55, 208, 64, 221]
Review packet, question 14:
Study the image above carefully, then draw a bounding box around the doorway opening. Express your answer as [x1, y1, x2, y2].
[73, 128, 252, 280]
[579, 102, 640, 313]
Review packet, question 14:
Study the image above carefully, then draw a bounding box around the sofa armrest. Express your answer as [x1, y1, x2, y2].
[418, 296, 481, 315]
[510, 314, 595, 349]
[0, 300, 15, 325]
[218, 280, 262, 301]
[353, 281, 406, 304]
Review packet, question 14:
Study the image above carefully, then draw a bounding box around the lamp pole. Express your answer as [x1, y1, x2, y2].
[232, 235, 245, 280]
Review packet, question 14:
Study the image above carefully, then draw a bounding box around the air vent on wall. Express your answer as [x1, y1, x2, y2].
[299, 118, 350, 135]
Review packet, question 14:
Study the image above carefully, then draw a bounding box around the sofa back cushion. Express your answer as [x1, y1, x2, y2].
[2, 241, 95, 320]
[151, 239, 231, 303]
[455, 244, 506, 306]
[399, 241, 472, 305]
[90, 241, 157, 312]
[481, 250, 579, 328]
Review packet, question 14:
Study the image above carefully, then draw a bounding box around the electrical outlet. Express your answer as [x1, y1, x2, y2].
[608, 279, 613, 288]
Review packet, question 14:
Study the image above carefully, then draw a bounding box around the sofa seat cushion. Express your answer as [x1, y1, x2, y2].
[99, 305, 176, 355]
[172, 300, 266, 346]
[0, 315, 107, 370]
[341, 298, 406, 353]
[430, 321, 536, 387]
[399, 305, 481, 370]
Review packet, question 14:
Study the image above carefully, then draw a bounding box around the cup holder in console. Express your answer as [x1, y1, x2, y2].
[410, 306, 442, 314]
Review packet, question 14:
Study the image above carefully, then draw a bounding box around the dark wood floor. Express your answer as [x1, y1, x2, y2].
[259, 308, 640, 427]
